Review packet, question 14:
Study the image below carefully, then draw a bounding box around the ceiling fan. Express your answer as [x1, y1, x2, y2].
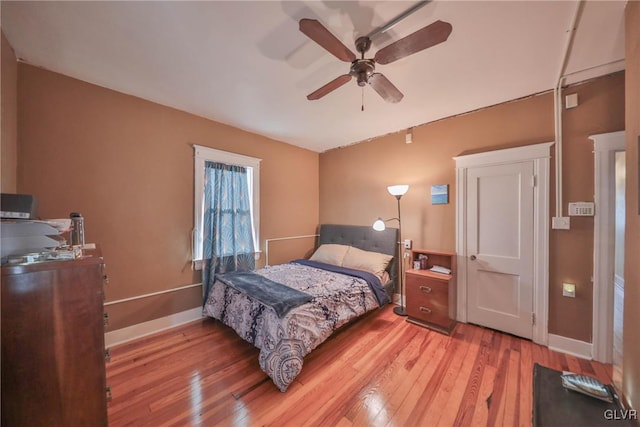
[299, 15, 452, 104]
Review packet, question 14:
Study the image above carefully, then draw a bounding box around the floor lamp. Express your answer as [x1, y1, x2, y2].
[373, 184, 409, 316]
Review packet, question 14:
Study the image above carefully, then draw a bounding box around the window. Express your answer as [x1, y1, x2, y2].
[193, 145, 261, 265]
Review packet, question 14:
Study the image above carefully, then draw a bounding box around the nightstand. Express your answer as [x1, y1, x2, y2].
[405, 249, 457, 335]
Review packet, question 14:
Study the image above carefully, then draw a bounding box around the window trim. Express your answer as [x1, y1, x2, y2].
[193, 145, 261, 263]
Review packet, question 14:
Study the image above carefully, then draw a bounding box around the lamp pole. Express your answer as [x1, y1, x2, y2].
[393, 194, 407, 316]
[374, 184, 409, 316]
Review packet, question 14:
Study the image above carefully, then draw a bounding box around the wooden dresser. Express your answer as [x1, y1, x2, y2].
[405, 249, 457, 335]
[1, 248, 108, 426]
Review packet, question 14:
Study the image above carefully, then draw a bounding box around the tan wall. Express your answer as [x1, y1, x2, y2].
[1, 31, 18, 192]
[624, 1, 640, 412]
[17, 64, 319, 331]
[320, 72, 624, 343]
[321, 91, 554, 251]
[550, 73, 625, 340]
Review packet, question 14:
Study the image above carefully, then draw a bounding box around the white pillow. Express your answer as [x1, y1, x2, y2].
[341, 246, 393, 280]
[309, 244, 350, 266]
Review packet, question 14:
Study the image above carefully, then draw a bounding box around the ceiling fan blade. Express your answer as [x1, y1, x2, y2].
[299, 19, 356, 63]
[307, 74, 352, 100]
[369, 73, 403, 103]
[374, 20, 452, 65]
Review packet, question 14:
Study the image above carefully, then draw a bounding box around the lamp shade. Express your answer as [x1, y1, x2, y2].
[387, 185, 409, 197]
[373, 218, 386, 231]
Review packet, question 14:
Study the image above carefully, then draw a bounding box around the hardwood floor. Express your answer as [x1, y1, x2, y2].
[106, 305, 613, 426]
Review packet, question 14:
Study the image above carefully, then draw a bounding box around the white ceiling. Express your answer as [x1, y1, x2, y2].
[1, 1, 626, 153]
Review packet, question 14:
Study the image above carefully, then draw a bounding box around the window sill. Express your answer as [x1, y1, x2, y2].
[192, 251, 262, 271]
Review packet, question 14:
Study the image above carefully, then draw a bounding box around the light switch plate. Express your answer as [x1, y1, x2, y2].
[552, 217, 571, 230]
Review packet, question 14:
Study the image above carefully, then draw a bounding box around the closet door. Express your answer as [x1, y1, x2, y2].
[465, 160, 535, 339]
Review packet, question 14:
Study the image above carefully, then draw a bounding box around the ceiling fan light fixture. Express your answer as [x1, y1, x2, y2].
[357, 72, 368, 86]
[351, 59, 375, 85]
[299, 16, 452, 104]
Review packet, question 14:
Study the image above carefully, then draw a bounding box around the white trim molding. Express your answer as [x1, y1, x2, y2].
[453, 142, 555, 169]
[548, 333, 593, 360]
[104, 282, 202, 306]
[104, 307, 203, 347]
[590, 130, 625, 363]
[454, 141, 553, 346]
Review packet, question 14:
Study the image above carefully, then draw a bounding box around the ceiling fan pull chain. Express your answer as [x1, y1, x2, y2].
[361, 87, 365, 111]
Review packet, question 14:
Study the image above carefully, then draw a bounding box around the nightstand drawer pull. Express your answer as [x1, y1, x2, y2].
[419, 286, 432, 294]
[419, 306, 432, 314]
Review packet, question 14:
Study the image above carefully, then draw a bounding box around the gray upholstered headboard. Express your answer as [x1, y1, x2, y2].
[318, 224, 398, 256]
[318, 224, 399, 290]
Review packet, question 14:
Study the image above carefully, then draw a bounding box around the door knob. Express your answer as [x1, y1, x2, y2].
[470, 255, 477, 261]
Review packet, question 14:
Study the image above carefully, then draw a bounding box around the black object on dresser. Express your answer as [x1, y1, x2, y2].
[405, 249, 457, 335]
[1, 248, 109, 426]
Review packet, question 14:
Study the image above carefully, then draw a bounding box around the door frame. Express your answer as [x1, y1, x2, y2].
[454, 142, 554, 346]
[590, 130, 625, 363]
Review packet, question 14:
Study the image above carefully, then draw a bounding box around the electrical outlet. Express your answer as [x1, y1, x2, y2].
[404, 239, 412, 249]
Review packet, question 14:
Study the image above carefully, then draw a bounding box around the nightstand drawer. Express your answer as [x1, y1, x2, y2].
[406, 277, 448, 309]
[405, 269, 456, 334]
[406, 297, 450, 328]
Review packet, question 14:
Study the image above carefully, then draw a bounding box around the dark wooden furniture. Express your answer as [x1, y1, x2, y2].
[405, 249, 457, 334]
[1, 249, 108, 426]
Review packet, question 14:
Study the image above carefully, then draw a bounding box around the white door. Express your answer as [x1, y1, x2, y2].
[466, 161, 534, 339]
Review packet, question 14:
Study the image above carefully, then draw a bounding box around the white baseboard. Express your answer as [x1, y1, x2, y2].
[104, 307, 203, 348]
[548, 333, 593, 360]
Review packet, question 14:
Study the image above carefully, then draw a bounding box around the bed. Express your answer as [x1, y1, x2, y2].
[203, 224, 398, 392]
